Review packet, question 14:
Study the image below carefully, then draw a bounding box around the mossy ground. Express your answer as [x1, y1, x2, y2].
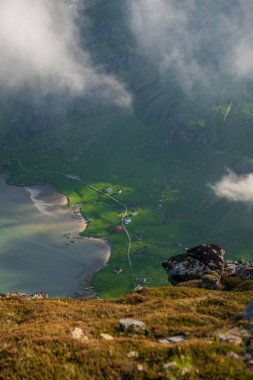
[0, 287, 253, 379]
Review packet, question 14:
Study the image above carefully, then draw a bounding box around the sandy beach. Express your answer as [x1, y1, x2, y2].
[0, 174, 110, 297]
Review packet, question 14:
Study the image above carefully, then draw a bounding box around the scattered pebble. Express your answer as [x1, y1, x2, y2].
[137, 364, 144, 371]
[163, 361, 177, 371]
[127, 351, 139, 358]
[71, 327, 85, 340]
[158, 335, 186, 344]
[219, 333, 242, 345]
[119, 319, 146, 333]
[226, 352, 240, 359]
[100, 333, 114, 341]
[158, 339, 171, 345]
[167, 335, 186, 343]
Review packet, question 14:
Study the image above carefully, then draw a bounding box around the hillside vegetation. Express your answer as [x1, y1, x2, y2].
[0, 286, 253, 379]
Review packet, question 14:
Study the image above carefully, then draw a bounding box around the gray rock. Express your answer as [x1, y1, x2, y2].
[219, 333, 242, 345]
[119, 318, 146, 332]
[167, 335, 186, 343]
[237, 266, 253, 280]
[163, 362, 177, 370]
[187, 244, 225, 272]
[162, 244, 225, 285]
[158, 335, 186, 344]
[127, 351, 139, 358]
[30, 292, 48, 300]
[224, 260, 252, 278]
[71, 327, 86, 340]
[162, 253, 210, 285]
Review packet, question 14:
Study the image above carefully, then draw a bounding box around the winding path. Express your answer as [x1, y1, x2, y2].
[0, 159, 133, 272]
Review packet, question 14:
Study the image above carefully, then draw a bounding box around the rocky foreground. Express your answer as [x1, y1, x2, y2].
[0, 286, 253, 379]
[1, 244, 253, 379]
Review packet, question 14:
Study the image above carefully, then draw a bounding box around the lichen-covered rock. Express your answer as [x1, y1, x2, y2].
[224, 260, 253, 279]
[162, 244, 225, 285]
[187, 244, 225, 272]
[237, 266, 253, 280]
[162, 253, 211, 285]
[201, 273, 222, 290]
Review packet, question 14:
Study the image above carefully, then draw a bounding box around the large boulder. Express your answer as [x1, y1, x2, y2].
[186, 244, 225, 272]
[162, 244, 225, 285]
[162, 253, 211, 285]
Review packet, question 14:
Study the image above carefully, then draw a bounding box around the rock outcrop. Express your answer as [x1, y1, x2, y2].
[162, 243, 253, 290]
[225, 260, 253, 280]
[162, 244, 225, 286]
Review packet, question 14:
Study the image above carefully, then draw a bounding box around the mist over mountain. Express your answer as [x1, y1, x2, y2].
[129, 0, 253, 90]
[0, 0, 131, 106]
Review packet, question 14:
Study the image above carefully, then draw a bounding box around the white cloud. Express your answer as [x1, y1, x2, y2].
[128, 0, 253, 89]
[0, 0, 132, 107]
[212, 171, 253, 203]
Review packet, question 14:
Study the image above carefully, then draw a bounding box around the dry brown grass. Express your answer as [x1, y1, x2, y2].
[0, 287, 252, 379]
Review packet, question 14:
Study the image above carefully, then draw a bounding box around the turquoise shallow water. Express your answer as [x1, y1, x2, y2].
[0, 175, 109, 297]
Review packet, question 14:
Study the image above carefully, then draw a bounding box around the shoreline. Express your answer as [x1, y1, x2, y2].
[0, 172, 111, 298]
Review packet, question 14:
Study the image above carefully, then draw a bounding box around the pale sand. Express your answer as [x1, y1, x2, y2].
[0, 174, 110, 297]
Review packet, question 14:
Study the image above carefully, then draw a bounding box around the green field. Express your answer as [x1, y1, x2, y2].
[2, 110, 253, 298]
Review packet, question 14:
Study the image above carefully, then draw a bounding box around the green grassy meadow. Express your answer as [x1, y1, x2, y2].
[2, 104, 253, 298]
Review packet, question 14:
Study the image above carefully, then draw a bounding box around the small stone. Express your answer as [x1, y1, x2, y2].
[248, 360, 253, 366]
[137, 364, 144, 371]
[163, 361, 177, 370]
[244, 353, 252, 361]
[158, 339, 171, 345]
[100, 333, 114, 341]
[119, 319, 146, 333]
[167, 335, 186, 343]
[158, 335, 185, 344]
[219, 333, 242, 345]
[71, 327, 84, 340]
[226, 352, 240, 359]
[30, 292, 48, 300]
[128, 351, 139, 358]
